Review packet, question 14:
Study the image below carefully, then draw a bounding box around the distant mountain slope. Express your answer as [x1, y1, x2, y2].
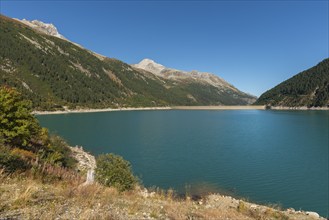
[133, 59, 244, 94]
[0, 15, 256, 110]
[255, 59, 329, 107]
[133, 59, 256, 104]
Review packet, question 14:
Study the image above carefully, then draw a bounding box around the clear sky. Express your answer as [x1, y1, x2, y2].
[1, 1, 328, 96]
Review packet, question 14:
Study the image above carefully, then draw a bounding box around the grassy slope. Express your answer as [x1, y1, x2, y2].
[0, 171, 322, 220]
[255, 59, 329, 107]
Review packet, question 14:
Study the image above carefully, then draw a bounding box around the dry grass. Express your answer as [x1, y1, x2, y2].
[29, 162, 83, 183]
[0, 170, 323, 220]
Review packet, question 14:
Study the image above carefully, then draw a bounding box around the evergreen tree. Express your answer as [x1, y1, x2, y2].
[0, 86, 41, 148]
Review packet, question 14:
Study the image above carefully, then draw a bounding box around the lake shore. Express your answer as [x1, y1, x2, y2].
[33, 105, 329, 115]
[172, 105, 265, 110]
[270, 106, 329, 110]
[32, 107, 172, 115]
[3, 145, 322, 220]
[33, 105, 265, 115]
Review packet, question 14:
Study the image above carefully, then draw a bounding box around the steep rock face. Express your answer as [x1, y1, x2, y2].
[0, 15, 256, 110]
[255, 59, 329, 107]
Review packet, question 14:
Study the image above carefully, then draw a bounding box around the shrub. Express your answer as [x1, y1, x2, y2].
[38, 135, 77, 169]
[0, 145, 30, 172]
[95, 153, 137, 191]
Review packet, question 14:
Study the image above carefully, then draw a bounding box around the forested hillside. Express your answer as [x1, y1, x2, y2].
[255, 59, 329, 107]
[0, 15, 255, 110]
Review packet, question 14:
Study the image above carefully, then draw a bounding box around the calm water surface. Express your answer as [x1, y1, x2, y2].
[37, 110, 329, 217]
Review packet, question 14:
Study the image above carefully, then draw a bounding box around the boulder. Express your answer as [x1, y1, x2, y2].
[306, 211, 320, 218]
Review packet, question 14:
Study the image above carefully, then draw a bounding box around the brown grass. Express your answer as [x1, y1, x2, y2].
[0, 170, 319, 220]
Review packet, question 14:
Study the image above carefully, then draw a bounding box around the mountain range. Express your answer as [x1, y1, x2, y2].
[1, 14, 328, 109]
[0, 15, 256, 110]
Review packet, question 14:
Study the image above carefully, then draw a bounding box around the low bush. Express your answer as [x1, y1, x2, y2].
[38, 135, 77, 169]
[95, 153, 137, 191]
[0, 145, 30, 173]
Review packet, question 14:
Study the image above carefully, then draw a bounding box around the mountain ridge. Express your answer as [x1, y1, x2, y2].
[13, 17, 108, 61]
[133, 59, 252, 97]
[0, 15, 256, 110]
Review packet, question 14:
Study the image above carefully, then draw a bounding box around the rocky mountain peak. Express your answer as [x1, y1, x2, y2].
[133, 59, 166, 75]
[13, 17, 107, 60]
[15, 18, 65, 39]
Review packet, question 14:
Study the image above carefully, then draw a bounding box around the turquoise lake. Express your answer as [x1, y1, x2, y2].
[37, 110, 329, 217]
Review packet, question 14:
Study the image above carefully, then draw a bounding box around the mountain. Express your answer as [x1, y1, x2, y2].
[133, 59, 256, 105]
[255, 59, 329, 107]
[0, 15, 256, 110]
[133, 59, 249, 94]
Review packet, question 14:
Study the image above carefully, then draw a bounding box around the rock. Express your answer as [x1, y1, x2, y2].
[83, 169, 95, 185]
[287, 208, 295, 212]
[250, 204, 257, 209]
[140, 189, 150, 198]
[306, 211, 320, 218]
[70, 146, 96, 172]
[17, 18, 65, 39]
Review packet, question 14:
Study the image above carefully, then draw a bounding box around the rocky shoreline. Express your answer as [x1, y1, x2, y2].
[69, 146, 96, 172]
[70, 146, 96, 185]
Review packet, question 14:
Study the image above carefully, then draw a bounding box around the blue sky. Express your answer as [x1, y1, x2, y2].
[1, 1, 328, 96]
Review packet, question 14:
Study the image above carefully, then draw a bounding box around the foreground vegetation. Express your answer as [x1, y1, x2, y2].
[1, 169, 324, 220]
[0, 86, 77, 173]
[0, 86, 136, 190]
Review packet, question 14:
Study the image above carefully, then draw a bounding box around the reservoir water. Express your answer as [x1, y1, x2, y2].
[37, 110, 329, 217]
